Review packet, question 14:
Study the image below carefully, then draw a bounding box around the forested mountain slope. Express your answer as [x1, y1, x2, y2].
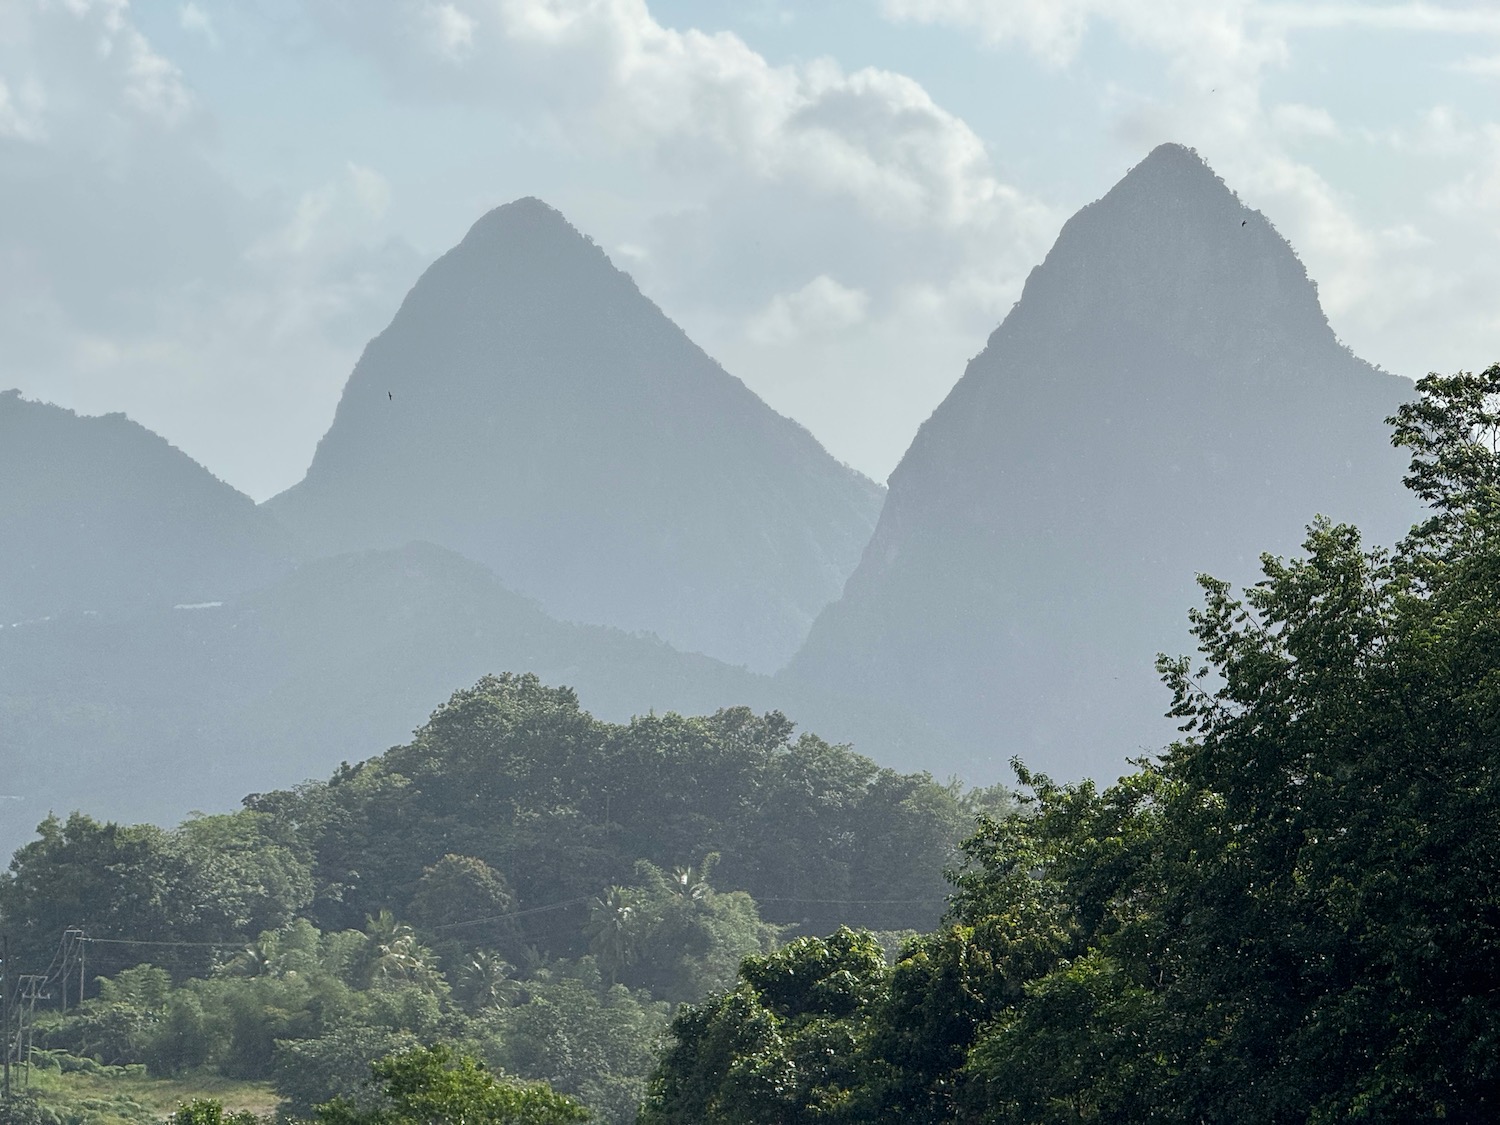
[266, 199, 884, 672]
[789, 143, 1421, 781]
[0, 392, 294, 623]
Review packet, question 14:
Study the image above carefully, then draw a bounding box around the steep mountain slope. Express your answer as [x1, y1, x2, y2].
[788, 144, 1422, 782]
[0, 391, 294, 622]
[266, 200, 884, 671]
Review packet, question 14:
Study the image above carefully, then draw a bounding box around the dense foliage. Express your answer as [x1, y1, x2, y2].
[642, 364, 1500, 1123]
[0, 683, 1004, 1122]
[314, 1045, 587, 1125]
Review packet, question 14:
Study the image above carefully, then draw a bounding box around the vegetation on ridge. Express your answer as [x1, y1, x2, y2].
[0, 682, 1006, 1123]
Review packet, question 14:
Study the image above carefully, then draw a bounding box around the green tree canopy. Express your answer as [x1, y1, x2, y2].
[314, 1045, 588, 1125]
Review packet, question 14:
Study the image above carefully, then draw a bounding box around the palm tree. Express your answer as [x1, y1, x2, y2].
[364, 910, 443, 991]
[462, 950, 522, 1011]
[222, 935, 280, 978]
[670, 852, 720, 905]
[585, 886, 638, 983]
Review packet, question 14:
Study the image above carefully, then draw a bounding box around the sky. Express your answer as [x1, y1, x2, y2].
[3, 0, 1500, 501]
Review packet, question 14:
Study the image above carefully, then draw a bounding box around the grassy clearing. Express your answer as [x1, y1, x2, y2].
[15, 1060, 278, 1125]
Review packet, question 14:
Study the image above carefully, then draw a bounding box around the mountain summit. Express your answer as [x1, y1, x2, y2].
[267, 199, 883, 671]
[788, 144, 1421, 780]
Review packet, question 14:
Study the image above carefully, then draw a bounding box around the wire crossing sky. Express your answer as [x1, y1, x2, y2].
[3, 0, 1498, 499]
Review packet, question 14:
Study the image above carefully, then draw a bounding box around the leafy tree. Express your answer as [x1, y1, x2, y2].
[640, 929, 887, 1125]
[274, 1027, 425, 1122]
[480, 966, 668, 1125]
[0, 1093, 54, 1125]
[314, 1045, 587, 1125]
[168, 1100, 264, 1125]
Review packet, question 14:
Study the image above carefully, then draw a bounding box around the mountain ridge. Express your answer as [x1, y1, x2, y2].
[0, 390, 296, 622]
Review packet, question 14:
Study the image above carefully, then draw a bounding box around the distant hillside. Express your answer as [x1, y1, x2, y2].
[0, 391, 294, 622]
[789, 144, 1422, 782]
[266, 199, 884, 672]
[0, 537, 952, 857]
[0, 542, 754, 848]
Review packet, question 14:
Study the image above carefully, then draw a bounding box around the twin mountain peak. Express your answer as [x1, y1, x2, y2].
[1, 143, 1421, 808]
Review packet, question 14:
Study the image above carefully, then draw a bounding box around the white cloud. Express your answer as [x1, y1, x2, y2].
[316, 0, 1046, 234]
[881, 0, 1284, 85]
[0, 75, 45, 140]
[747, 275, 870, 346]
[424, 2, 477, 59]
[1434, 123, 1500, 216]
[1271, 102, 1339, 139]
[880, 0, 1500, 52]
[347, 161, 393, 219]
[178, 3, 219, 48]
[1451, 53, 1500, 78]
[1255, 3, 1500, 34]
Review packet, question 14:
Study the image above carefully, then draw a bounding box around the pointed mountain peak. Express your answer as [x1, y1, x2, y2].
[461, 195, 586, 246]
[1120, 142, 1228, 192]
[453, 195, 616, 277]
[268, 199, 884, 672]
[391, 195, 634, 325]
[995, 141, 1332, 363]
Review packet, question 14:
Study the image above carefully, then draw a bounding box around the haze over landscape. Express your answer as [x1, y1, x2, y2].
[5, 3, 1500, 1123]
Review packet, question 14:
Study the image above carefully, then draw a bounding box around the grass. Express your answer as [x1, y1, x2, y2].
[15, 1060, 278, 1125]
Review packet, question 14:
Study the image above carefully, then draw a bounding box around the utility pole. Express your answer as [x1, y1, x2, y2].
[17, 977, 46, 1088]
[61, 927, 85, 1011]
[3, 934, 12, 1103]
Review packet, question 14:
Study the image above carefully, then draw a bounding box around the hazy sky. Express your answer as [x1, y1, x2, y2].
[4, 0, 1500, 500]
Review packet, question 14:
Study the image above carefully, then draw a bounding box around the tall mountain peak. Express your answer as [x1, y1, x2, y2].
[790, 145, 1418, 781]
[268, 198, 883, 671]
[993, 144, 1331, 376]
[451, 196, 621, 285]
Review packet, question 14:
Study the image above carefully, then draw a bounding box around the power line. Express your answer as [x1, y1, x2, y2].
[435, 897, 591, 932]
[80, 937, 249, 949]
[756, 897, 947, 906]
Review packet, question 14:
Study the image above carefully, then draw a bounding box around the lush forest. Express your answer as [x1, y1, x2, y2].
[0, 678, 1006, 1123]
[9, 366, 1500, 1123]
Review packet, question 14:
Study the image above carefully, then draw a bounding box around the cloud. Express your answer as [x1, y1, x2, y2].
[314, 0, 1044, 234]
[1255, 3, 1500, 34]
[179, 3, 220, 48]
[1271, 102, 1340, 139]
[747, 275, 870, 346]
[880, 0, 1284, 84]
[0, 75, 45, 141]
[1433, 121, 1500, 216]
[424, 2, 477, 59]
[880, 0, 1500, 55]
[1451, 53, 1500, 78]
